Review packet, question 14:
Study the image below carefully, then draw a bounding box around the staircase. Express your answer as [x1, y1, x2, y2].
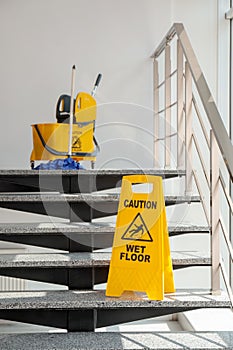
[0, 23, 233, 349]
[0, 169, 231, 349]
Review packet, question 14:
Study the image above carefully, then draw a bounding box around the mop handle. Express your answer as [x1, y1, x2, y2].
[91, 73, 102, 97]
[68, 65, 76, 157]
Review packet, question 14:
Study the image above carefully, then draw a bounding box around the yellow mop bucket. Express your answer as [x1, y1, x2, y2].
[30, 92, 99, 165]
[30, 68, 102, 168]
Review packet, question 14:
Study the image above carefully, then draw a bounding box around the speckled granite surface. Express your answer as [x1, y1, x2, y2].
[0, 193, 200, 203]
[1, 331, 233, 350]
[0, 222, 209, 235]
[0, 251, 211, 268]
[0, 222, 115, 234]
[0, 193, 119, 202]
[0, 169, 186, 176]
[0, 290, 229, 310]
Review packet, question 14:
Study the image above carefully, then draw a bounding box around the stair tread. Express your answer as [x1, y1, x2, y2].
[0, 193, 200, 203]
[0, 222, 209, 234]
[1, 331, 233, 350]
[0, 289, 229, 309]
[0, 169, 185, 176]
[0, 251, 211, 267]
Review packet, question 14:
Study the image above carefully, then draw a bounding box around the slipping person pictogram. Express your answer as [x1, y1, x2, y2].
[121, 213, 153, 242]
[129, 223, 144, 238]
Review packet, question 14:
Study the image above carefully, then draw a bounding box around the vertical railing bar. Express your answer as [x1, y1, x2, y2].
[177, 39, 185, 169]
[165, 44, 171, 168]
[153, 59, 159, 168]
[185, 62, 193, 194]
[210, 130, 221, 295]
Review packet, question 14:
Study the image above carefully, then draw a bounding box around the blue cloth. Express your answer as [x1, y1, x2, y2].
[34, 158, 85, 170]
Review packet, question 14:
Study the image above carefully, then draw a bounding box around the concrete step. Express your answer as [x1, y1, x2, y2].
[0, 251, 211, 288]
[0, 222, 209, 252]
[0, 222, 209, 235]
[0, 289, 228, 310]
[0, 193, 200, 204]
[1, 331, 233, 349]
[0, 169, 185, 193]
[0, 193, 200, 221]
[0, 289, 229, 331]
[0, 251, 211, 268]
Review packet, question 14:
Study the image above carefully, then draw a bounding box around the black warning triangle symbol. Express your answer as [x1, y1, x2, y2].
[121, 213, 153, 242]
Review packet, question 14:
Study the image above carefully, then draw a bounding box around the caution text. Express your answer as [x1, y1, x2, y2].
[124, 199, 157, 209]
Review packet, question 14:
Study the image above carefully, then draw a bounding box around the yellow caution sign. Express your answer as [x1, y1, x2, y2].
[106, 175, 175, 300]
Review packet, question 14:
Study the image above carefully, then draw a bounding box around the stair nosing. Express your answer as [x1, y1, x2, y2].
[0, 289, 229, 310]
[0, 194, 201, 203]
[0, 223, 210, 234]
[0, 251, 211, 268]
[1, 331, 233, 350]
[0, 169, 186, 176]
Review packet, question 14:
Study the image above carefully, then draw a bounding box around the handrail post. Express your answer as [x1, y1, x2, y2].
[165, 44, 171, 168]
[185, 62, 193, 194]
[177, 39, 184, 169]
[210, 130, 221, 295]
[153, 59, 159, 168]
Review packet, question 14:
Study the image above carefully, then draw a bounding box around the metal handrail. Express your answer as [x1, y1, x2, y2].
[157, 69, 177, 89]
[219, 171, 233, 213]
[152, 26, 177, 58]
[193, 170, 210, 224]
[157, 102, 177, 115]
[152, 23, 233, 180]
[152, 23, 233, 303]
[192, 133, 210, 187]
[192, 96, 210, 148]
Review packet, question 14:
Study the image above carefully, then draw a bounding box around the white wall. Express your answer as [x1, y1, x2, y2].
[0, 0, 223, 170]
[171, 0, 218, 99]
[0, 0, 172, 169]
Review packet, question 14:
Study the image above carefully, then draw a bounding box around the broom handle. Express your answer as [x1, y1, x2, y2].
[68, 65, 76, 157]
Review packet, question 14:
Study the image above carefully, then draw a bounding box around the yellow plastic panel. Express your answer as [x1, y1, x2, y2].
[74, 92, 96, 123]
[30, 122, 95, 161]
[106, 175, 175, 300]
